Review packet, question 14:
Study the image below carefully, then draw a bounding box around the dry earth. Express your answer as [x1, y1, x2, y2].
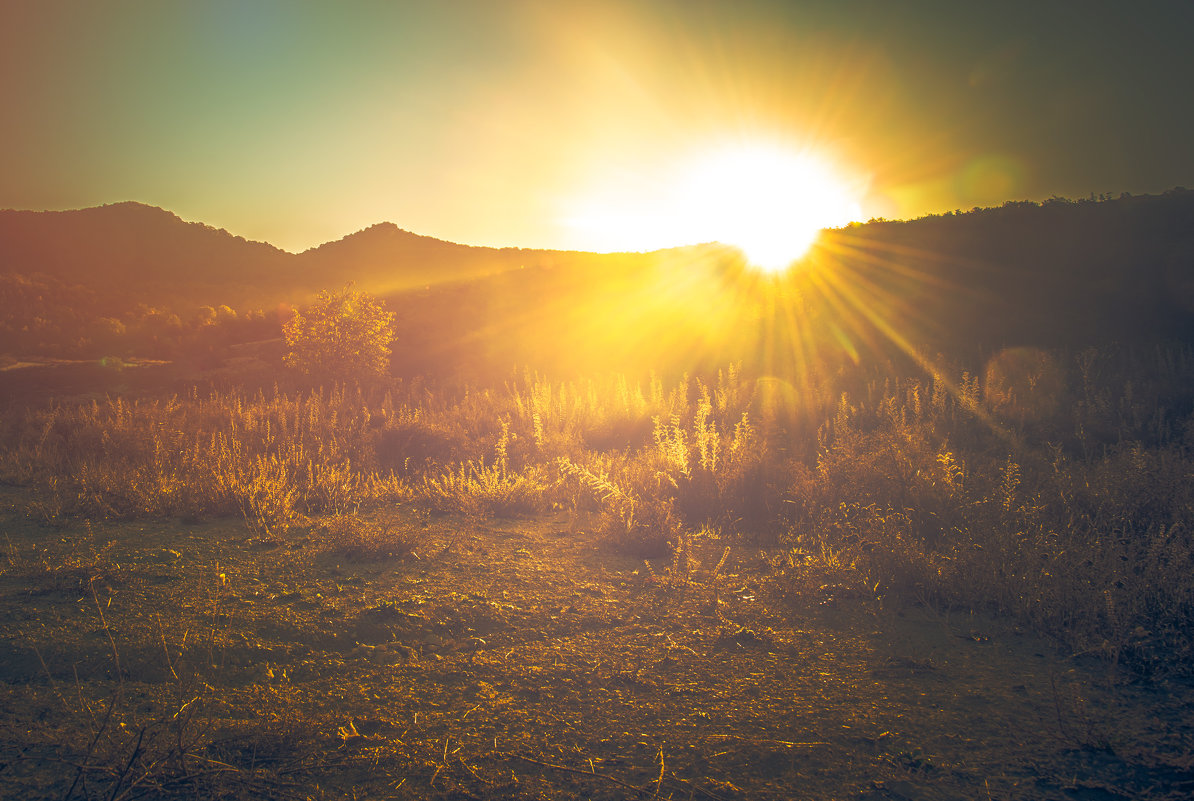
[1, 488, 1193, 800]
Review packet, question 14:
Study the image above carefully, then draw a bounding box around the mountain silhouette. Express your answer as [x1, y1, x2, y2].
[0, 202, 292, 305]
[292, 221, 555, 294]
[0, 202, 600, 310]
[3, 191, 1194, 377]
[821, 189, 1194, 349]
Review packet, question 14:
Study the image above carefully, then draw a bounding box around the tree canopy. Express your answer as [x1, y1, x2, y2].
[283, 286, 395, 381]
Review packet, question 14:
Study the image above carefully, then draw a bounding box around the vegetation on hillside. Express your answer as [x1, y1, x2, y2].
[3, 190, 1194, 375]
[0, 272, 281, 363]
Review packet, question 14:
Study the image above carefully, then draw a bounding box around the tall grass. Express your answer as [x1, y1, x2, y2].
[0, 384, 405, 535]
[416, 420, 551, 517]
[4, 345, 1194, 674]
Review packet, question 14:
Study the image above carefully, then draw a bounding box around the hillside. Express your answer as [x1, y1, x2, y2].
[292, 222, 547, 295]
[381, 190, 1194, 379]
[828, 189, 1194, 349]
[2, 190, 1194, 375]
[0, 202, 693, 367]
[0, 202, 568, 311]
[0, 203, 293, 307]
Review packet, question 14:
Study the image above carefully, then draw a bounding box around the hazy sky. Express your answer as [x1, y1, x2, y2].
[2, 0, 1191, 252]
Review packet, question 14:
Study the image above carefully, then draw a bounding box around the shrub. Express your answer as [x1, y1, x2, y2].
[316, 511, 425, 559]
[416, 422, 549, 517]
[283, 286, 396, 382]
[374, 416, 468, 476]
[558, 457, 678, 557]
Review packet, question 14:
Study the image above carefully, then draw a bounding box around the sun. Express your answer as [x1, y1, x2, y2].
[675, 143, 864, 272]
[564, 140, 866, 273]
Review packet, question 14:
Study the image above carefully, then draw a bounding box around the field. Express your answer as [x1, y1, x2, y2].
[2, 348, 1194, 798]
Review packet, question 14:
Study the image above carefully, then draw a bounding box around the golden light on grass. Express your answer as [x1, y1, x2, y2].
[564, 139, 866, 274]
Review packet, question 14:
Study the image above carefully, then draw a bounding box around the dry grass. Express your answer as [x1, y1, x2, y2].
[3, 347, 1194, 676]
[315, 510, 427, 560]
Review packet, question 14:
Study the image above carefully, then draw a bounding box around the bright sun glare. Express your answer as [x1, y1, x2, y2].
[566, 141, 865, 272]
[681, 144, 863, 271]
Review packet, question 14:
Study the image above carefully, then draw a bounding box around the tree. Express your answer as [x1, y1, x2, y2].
[283, 286, 396, 381]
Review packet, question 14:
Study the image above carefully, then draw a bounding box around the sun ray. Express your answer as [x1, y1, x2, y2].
[674, 142, 864, 271]
[563, 137, 867, 273]
[770, 231, 1022, 447]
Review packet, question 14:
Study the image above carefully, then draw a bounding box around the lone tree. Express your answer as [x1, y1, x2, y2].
[283, 286, 396, 382]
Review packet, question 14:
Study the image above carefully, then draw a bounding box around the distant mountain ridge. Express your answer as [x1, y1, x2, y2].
[0, 203, 294, 308]
[0, 202, 605, 310]
[3, 191, 1194, 374]
[292, 220, 557, 294]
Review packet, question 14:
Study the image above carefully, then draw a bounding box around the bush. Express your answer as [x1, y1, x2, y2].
[283, 286, 396, 382]
[317, 511, 425, 559]
[416, 423, 550, 517]
[558, 456, 678, 557]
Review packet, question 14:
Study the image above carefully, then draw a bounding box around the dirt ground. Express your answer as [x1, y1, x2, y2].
[2, 490, 1193, 800]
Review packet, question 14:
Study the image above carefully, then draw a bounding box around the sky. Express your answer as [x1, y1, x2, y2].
[1, 0, 1192, 253]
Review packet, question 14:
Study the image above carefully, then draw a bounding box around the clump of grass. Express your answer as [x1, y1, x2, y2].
[317, 510, 425, 559]
[509, 371, 661, 457]
[1, 386, 406, 533]
[558, 456, 678, 557]
[642, 531, 730, 593]
[373, 409, 469, 476]
[766, 540, 881, 608]
[416, 421, 550, 517]
[651, 385, 778, 533]
[774, 362, 1194, 676]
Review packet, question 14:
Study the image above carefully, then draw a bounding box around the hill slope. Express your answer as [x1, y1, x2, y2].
[0, 202, 614, 310]
[0, 202, 293, 306]
[827, 189, 1194, 348]
[2, 191, 1194, 374]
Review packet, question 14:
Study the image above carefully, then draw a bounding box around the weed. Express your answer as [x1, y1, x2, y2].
[558, 457, 678, 556]
[418, 422, 550, 517]
[318, 510, 425, 560]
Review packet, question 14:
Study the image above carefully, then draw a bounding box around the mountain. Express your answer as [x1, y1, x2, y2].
[0, 202, 294, 306]
[0, 202, 601, 310]
[825, 188, 1194, 348]
[291, 222, 551, 294]
[3, 190, 1194, 378]
[0, 200, 709, 370]
[376, 189, 1194, 378]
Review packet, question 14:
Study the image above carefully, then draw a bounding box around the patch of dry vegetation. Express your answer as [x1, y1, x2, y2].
[2, 346, 1194, 681]
[3, 511, 1192, 800]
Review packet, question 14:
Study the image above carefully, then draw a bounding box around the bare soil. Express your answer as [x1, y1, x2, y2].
[2, 489, 1192, 800]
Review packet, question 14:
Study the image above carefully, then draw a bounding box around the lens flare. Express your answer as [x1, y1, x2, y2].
[677, 143, 864, 271]
[563, 139, 866, 273]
